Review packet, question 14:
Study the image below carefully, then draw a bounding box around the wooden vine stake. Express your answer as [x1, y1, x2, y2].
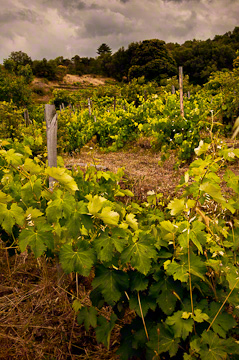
[179, 66, 184, 117]
[24, 109, 31, 127]
[45, 104, 58, 189]
[88, 98, 92, 116]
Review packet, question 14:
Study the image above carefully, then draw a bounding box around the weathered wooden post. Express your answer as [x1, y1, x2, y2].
[179, 66, 184, 117]
[45, 104, 57, 189]
[88, 98, 92, 116]
[24, 109, 31, 127]
[171, 85, 175, 94]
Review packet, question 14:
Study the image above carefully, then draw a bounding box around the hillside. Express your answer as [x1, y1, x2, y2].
[31, 74, 116, 103]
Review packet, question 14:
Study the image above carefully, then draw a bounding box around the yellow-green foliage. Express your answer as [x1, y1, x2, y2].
[0, 101, 24, 139]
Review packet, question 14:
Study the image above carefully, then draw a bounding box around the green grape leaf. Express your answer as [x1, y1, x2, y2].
[66, 201, 89, 237]
[81, 214, 94, 231]
[189, 252, 207, 281]
[94, 229, 128, 262]
[130, 272, 149, 291]
[45, 167, 79, 193]
[194, 140, 210, 156]
[160, 220, 178, 242]
[225, 265, 239, 290]
[87, 194, 107, 215]
[160, 220, 175, 233]
[19, 226, 54, 257]
[59, 243, 95, 276]
[165, 260, 189, 282]
[115, 189, 134, 197]
[0, 203, 25, 233]
[95, 313, 117, 350]
[150, 278, 179, 315]
[147, 324, 180, 357]
[3, 149, 23, 165]
[92, 265, 129, 305]
[33, 178, 42, 200]
[183, 354, 195, 360]
[0, 191, 13, 204]
[223, 169, 239, 193]
[129, 294, 157, 317]
[94, 231, 114, 262]
[190, 221, 207, 254]
[168, 198, 185, 216]
[121, 239, 157, 275]
[165, 310, 194, 340]
[166, 252, 206, 283]
[46, 191, 75, 222]
[199, 330, 239, 360]
[98, 206, 119, 226]
[72, 299, 82, 313]
[21, 177, 42, 205]
[190, 337, 202, 354]
[25, 207, 44, 220]
[125, 213, 138, 230]
[192, 309, 209, 323]
[208, 302, 237, 338]
[23, 158, 42, 175]
[199, 182, 225, 203]
[77, 307, 97, 331]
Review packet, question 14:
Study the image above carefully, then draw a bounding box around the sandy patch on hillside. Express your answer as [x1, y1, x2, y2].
[63, 74, 114, 86]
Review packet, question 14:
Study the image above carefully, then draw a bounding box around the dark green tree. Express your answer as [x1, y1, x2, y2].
[127, 39, 177, 83]
[32, 58, 58, 80]
[97, 43, 112, 56]
[0, 66, 32, 107]
[4, 51, 32, 70]
[170, 27, 239, 85]
[16, 64, 34, 84]
[111, 47, 131, 81]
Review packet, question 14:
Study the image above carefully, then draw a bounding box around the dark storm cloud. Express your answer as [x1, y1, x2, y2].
[59, 0, 101, 10]
[0, 0, 239, 62]
[75, 1, 87, 10]
[82, 10, 134, 37]
[0, 9, 40, 25]
[39, 0, 102, 11]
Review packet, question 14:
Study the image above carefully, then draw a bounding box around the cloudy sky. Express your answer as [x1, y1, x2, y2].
[0, 0, 238, 63]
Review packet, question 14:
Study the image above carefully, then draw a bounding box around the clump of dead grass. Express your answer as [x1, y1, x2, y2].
[0, 248, 120, 360]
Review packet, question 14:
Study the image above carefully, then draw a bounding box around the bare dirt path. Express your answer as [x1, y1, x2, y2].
[65, 147, 188, 200]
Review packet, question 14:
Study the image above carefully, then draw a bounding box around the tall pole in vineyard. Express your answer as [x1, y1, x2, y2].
[179, 66, 184, 117]
[45, 104, 58, 189]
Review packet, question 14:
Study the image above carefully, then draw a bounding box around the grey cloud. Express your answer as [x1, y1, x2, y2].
[0, 9, 40, 25]
[0, 0, 238, 63]
[38, 0, 101, 11]
[82, 11, 134, 38]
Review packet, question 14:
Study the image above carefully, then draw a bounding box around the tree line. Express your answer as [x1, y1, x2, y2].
[1, 26, 239, 87]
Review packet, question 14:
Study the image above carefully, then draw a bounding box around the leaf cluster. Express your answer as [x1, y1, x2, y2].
[1, 136, 239, 359]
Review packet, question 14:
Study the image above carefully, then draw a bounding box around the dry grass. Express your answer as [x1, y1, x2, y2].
[64, 144, 188, 202]
[0, 249, 120, 360]
[63, 74, 115, 87]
